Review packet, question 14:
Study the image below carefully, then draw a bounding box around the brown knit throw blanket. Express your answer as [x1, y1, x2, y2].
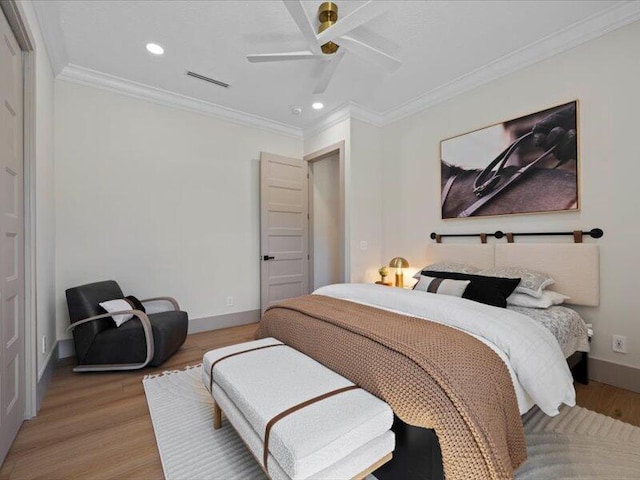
[256, 295, 526, 480]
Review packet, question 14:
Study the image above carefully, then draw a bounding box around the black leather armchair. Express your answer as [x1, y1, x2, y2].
[66, 280, 188, 372]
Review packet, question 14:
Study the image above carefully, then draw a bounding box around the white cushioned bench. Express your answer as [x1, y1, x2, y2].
[202, 337, 394, 480]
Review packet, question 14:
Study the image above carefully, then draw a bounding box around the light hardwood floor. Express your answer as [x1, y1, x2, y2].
[1, 323, 639, 480]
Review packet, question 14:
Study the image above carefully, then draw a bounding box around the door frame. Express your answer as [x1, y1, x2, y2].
[304, 141, 346, 290]
[0, 0, 38, 419]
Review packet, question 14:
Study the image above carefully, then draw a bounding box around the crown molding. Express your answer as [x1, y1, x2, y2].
[303, 101, 383, 138]
[31, 0, 68, 76]
[303, 103, 351, 138]
[350, 102, 385, 127]
[57, 64, 303, 138]
[381, 1, 640, 125]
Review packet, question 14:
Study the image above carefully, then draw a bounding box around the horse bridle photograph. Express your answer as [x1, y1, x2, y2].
[441, 131, 562, 218]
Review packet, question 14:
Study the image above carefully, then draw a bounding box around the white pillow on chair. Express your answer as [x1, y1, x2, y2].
[99, 299, 136, 327]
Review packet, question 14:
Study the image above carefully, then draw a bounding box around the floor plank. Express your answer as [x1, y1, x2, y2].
[575, 380, 640, 427]
[1, 323, 638, 479]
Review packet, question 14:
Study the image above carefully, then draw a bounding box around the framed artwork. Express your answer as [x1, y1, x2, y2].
[440, 100, 579, 219]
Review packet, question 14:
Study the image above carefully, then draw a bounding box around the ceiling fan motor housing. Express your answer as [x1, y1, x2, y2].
[318, 2, 339, 54]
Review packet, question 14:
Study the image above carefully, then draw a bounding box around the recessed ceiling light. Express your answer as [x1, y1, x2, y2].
[290, 106, 303, 115]
[312, 102, 324, 110]
[146, 43, 164, 55]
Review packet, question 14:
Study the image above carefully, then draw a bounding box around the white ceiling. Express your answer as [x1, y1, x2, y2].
[35, 1, 639, 131]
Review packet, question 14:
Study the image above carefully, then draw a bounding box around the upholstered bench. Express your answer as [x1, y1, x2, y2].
[202, 337, 394, 480]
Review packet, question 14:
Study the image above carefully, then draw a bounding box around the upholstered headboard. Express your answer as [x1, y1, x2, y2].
[425, 243, 600, 306]
[424, 244, 494, 270]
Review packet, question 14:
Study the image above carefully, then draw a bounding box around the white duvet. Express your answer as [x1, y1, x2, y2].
[314, 283, 576, 416]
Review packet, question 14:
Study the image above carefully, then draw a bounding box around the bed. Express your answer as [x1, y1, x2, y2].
[256, 242, 599, 480]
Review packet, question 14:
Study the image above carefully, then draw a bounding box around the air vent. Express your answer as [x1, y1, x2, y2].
[186, 71, 230, 88]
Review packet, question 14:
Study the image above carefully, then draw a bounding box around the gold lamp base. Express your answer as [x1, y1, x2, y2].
[389, 256, 409, 288]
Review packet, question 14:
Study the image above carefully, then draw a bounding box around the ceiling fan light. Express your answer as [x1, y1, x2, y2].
[146, 43, 164, 55]
[312, 102, 324, 110]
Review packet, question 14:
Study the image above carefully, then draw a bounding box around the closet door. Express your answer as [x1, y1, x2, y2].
[0, 6, 25, 464]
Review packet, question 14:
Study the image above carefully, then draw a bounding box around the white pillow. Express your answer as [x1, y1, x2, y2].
[413, 275, 471, 298]
[479, 266, 554, 298]
[507, 290, 570, 309]
[99, 299, 135, 327]
[413, 262, 480, 279]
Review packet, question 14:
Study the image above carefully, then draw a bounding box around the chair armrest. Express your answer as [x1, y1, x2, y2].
[67, 310, 155, 368]
[140, 296, 180, 312]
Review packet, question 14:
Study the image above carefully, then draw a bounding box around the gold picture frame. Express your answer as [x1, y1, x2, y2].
[440, 100, 580, 219]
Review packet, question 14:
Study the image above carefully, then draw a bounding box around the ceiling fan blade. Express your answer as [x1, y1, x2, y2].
[316, 1, 388, 45]
[247, 51, 326, 63]
[313, 49, 346, 94]
[336, 36, 401, 72]
[283, 0, 322, 54]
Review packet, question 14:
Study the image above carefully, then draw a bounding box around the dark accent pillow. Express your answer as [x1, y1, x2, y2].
[125, 295, 146, 312]
[422, 270, 520, 308]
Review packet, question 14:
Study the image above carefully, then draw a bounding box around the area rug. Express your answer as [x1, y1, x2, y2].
[143, 365, 265, 480]
[144, 365, 640, 480]
[517, 402, 640, 479]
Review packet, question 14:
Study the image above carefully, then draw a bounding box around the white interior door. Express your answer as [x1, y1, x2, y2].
[260, 153, 308, 314]
[0, 7, 25, 463]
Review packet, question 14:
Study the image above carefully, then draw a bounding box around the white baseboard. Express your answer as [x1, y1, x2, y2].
[187, 309, 260, 334]
[590, 357, 640, 393]
[57, 309, 261, 359]
[36, 342, 58, 412]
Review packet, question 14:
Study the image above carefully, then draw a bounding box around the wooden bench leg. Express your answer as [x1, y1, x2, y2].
[213, 401, 222, 429]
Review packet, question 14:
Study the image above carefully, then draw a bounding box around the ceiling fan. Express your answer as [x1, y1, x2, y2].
[247, 1, 401, 94]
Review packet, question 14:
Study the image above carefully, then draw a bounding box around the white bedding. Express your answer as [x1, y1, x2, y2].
[314, 283, 576, 416]
[508, 305, 590, 358]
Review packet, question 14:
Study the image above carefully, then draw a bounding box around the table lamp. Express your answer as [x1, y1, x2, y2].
[389, 257, 409, 287]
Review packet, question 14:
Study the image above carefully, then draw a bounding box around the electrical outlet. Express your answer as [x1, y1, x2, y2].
[612, 335, 627, 353]
[41, 336, 47, 354]
[359, 241, 368, 251]
[226, 296, 233, 307]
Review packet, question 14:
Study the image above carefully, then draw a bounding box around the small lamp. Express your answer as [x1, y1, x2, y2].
[389, 257, 409, 287]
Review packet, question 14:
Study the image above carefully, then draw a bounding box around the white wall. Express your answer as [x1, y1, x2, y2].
[304, 118, 384, 285]
[54, 81, 302, 339]
[311, 154, 340, 289]
[304, 119, 350, 159]
[18, 1, 57, 380]
[349, 119, 383, 283]
[33, 27, 56, 378]
[381, 21, 640, 369]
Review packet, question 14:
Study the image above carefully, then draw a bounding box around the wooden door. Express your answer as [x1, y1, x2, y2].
[260, 153, 309, 314]
[0, 6, 24, 463]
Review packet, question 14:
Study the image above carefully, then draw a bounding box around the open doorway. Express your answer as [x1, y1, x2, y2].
[305, 141, 345, 291]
